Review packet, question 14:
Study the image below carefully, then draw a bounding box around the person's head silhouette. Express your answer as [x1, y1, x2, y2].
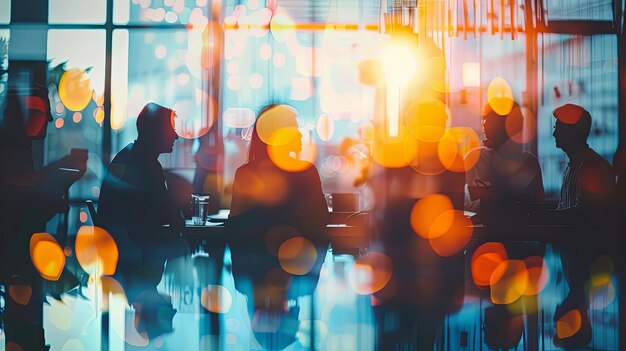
[136, 102, 179, 155]
[248, 104, 301, 163]
[552, 103, 591, 153]
[482, 101, 522, 149]
[1, 84, 52, 141]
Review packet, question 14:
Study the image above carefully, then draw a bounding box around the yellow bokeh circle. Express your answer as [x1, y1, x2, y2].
[58, 68, 93, 111]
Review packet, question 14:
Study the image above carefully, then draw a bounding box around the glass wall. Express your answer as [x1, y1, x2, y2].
[46, 29, 106, 199]
[537, 34, 619, 198]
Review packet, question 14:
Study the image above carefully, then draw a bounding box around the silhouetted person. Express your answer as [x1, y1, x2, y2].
[98, 103, 188, 340]
[228, 104, 329, 349]
[551, 104, 615, 349]
[367, 100, 465, 350]
[0, 80, 86, 350]
[465, 102, 544, 214]
[465, 101, 545, 349]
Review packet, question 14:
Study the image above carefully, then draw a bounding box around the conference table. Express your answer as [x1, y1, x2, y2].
[181, 210, 624, 351]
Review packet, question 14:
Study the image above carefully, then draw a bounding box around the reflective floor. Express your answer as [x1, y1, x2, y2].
[1, 243, 617, 351]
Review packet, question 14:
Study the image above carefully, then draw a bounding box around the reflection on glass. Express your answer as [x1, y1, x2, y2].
[113, 0, 209, 25]
[0, 30, 9, 115]
[49, 0, 106, 24]
[538, 34, 618, 198]
[546, 0, 613, 20]
[111, 29, 208, 170]
[46, 29, 105, 199]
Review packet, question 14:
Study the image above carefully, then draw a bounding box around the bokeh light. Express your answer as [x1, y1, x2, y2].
[259, 43, 272, 60]
[462, 62, 480, 87]
[348, 252, 393, 295]
[471, 242, 508, 288]
[316, 114, 334, 142]
[72, 111, 82, 123]
[404, 100, 448, 142]
[223, 107, 255, 128]
[93, 107, 105, 124]
[75, 226, 119, 276]
[523, 256, 549, 296]
[172, 96, 216, 139]
[505, 105, 537, 144]
[383, 44, 418, 83]
[556, 309, 582, 338]
[255, 104, 299, 145]
[410, 194, 454, 239]
[227, 75, 241, 90]
[428, 211, 472, 257]
[490, 260, 528, 305]
[267, 127, 317, 172]
[269, 9, 296, 44]
[30, 233, 65, 281]
[278, 236, 318, 275]
[58, 68, 92, 111]
[273, 53, 286, 68]
[487, 77, 514, 116]
[48, 298, 74, 330]
[372, 125, 418, 168]
[61, 339, 85, 351]
[201, 285, 233, 313]
[249, 73, 263, 89]
[589, 255, 616, 309]
[155, 45, 167, 59]
[437, 127, 481, 172]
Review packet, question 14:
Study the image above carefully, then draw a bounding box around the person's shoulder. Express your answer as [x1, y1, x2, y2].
[234, 162, 253, 175]
[583, 148, 611, 168]
[299, 162, 322, 177]
[521, 150, 541, 165]
[465, 146, 490, 160]
[110, 143, 134, 163]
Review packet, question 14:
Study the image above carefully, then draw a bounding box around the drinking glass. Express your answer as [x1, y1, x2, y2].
[191, 193, 210, 225]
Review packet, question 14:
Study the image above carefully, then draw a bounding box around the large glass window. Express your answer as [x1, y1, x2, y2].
[220, 0, 387, 199]
[49, 0, 107, 24]
[546, 0, 614, 21]
[447, 33, 527, 137]
[46, 29, 106, 200]
[111, 28, 210, 174]
[0, 0, 10, 24]
[0, 29, 9, 113]
[538, 34, 619, 198]
[113, 0, 210, 25]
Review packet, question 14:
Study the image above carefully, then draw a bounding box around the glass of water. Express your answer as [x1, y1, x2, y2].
[191, 193, 210, 225]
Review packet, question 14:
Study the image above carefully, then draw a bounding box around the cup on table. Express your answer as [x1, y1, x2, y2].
[324, 193, 333, 212]
[191, 193, 210, 225]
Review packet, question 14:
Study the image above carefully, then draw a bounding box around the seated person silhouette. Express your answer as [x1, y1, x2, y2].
[97, 103, 188, 340]
[551, 104, 615, 349]
[228, 104, 329, 350]
[464, 102, 545, 349]
[0, 80, 87, 350]
[465, 102, 544, 216]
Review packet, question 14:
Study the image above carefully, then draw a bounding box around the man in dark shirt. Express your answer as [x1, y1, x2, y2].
[98, 103, 187, 300]
[553, 104, 614, 215]
[551, 104, 615, 348]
